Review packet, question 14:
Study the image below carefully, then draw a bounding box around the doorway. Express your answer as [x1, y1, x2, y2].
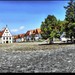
[6, 41, 8, 43]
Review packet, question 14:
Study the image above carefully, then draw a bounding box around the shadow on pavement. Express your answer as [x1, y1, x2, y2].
[39, 43, 75, 45]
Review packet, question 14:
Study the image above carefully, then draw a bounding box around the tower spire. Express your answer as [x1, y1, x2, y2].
[6, 25, 7, 28]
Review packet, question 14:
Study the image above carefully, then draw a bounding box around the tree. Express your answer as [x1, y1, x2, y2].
[41, 15, 64, 43]
[64, 0, 74, 22]
[41, 15, 57, 42]
[56, 20, 65, 36]
[64, 0, 75, 42]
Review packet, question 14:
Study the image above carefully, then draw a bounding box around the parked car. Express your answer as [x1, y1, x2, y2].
[61, 37, 67, 42]
[61, 37, 72, 43]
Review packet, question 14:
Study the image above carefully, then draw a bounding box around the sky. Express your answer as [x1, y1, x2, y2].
[0, 1, 69, 35]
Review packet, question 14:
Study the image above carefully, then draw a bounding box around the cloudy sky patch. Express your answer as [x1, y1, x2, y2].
[11, 26, 25, 33]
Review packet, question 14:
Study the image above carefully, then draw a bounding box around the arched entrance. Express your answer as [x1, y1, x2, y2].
[6, 41, 8, 43]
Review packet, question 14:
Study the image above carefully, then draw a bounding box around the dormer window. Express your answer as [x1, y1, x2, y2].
[6, 30, 8, 31]
[5, 29, 8, 33]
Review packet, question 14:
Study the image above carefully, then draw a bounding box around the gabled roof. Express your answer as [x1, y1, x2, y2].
[19, 34, 25, 38]
[0, 28, 6, 37]
[13, 28, 41, 39]
[25, 28, 41, 36]
[36, 28, 41, 34]
[13, 35, 19, 39]
[13, 33, 25, 39]
[25, 30, 31, 36]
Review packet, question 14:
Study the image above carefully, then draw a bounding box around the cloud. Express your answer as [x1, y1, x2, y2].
[11, 29, 18, 32]
[19, 26, 25, 30]
[11, 26, 25, 33]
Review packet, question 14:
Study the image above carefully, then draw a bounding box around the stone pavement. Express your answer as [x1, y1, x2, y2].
[0, 44, 75, 73]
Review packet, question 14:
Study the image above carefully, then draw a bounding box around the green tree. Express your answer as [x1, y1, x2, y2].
[64, 0, 74, 22]
[56, 20, 65, 38]
[41, 15, 57, 43]
[64, 0, 75, 42]
[41, 15, 64, 43]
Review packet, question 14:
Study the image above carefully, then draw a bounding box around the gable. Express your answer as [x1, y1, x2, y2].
[2, 27, 12, 37]
[25, 28, 41, 36]
[0, 28, 5, 37]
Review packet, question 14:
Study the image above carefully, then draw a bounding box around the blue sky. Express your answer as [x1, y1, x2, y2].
[0, 1, 69, 35]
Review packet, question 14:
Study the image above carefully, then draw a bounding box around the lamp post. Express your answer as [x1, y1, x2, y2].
[6, 25, 8, 28]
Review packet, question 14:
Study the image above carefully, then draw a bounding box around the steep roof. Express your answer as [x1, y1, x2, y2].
[19, 34, 25, 38]
[13, 28, 41, 39]
[0, 28, 6, 37]
[36, 28, 41, 34]
[13, 35, 19, 39]
[13, 33, 25, 39]
[25, 31, 30, 36]
[25, 28, 41, 36]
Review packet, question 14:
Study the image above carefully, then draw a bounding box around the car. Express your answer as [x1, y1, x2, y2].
[61, 37, 71, 43]
[61, 37, 67, 42]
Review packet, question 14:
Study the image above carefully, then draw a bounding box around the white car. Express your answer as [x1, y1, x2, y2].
[61, 37, 71, 43]
[61, 37, 67, 42]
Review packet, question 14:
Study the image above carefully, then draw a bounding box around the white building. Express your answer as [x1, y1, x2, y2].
[13, 34, 25, 42]
[25, 28, 42, 41]
[0, 26, 13, 44]
[34, 33, 42, 41]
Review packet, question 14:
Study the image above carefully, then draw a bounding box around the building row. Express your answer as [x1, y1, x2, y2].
[13, 28, 42, 42]
[0, 26, 42, 44]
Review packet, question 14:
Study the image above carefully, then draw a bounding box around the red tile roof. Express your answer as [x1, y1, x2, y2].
[13, 28, 41, 39]
[25, 31, 30, 36]
[19, 34, 25, 38]
[13, 33, 25, 39]
[0, 28, 6, 37]
[13, 35, 19, 39]
[25, 28, 41, 36]
[36, 28, 41, 34]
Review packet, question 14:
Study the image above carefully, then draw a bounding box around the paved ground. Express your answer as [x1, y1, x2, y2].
[0, 42, 75, 73]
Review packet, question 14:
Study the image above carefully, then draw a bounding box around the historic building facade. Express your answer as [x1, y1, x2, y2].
[0, 26, 13, 44]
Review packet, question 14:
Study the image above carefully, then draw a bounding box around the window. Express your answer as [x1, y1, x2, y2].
[5, 30, 8, 33]
[5, 32, 8, 33]
[3, 37, 5, 40]
[9, 37, 11, 40]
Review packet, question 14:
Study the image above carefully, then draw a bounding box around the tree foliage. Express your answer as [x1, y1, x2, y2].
[64, 0, 75, 22]
[41, 15, 57, 39]
[40, 15, 64, 43]
[41, 0, 75, 43]
[64, 0, 75, 41]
